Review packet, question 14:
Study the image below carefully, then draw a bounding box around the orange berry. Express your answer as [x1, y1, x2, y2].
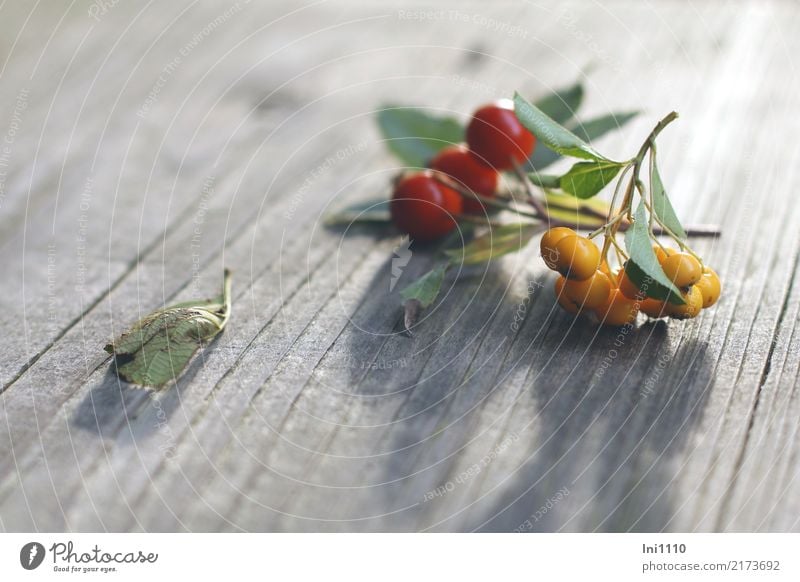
[595, 289, 639, 326]
[619, 267, 644, 300]
[564, 271, 613, 309]
[540, 227, 576, 270]
[554, 275, 581, 315]
[654, 245, 676, 264]
[600, 261, 622, 287]
[661, 252, 702, 288]
[695, 267, 721, 308]
[553, 235, 600, 281]
[640, 298, 668, 319]
[666, 286, 703, 319]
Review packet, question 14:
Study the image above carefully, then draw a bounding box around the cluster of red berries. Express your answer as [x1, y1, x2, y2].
[390, 99, 536, 242]
[541, 227, 721, 325]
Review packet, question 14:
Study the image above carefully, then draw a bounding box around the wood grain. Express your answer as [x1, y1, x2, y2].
[1, 0, 799, 532]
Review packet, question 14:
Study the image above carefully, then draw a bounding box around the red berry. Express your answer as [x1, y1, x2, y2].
[430, 145, 499, 214]
[390, 173, 462, 242]
[466, 99, 536, 170]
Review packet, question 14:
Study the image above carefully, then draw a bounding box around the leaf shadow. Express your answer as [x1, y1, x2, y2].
[325, 250, 540, 528]
[71, 340, 217, 443]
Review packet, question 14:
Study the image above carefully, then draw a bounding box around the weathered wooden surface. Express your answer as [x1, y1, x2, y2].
[1, 0, 799, 532]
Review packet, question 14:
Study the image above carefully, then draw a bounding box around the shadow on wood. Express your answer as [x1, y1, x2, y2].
[71, 339, 223, 442]
[473, 320, 713, 532]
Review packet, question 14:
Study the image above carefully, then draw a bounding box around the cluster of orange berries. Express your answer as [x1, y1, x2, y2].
[540, 227, 721, 326]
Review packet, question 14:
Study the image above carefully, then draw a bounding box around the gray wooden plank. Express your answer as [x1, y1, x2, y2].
[0, 0, 404, 462]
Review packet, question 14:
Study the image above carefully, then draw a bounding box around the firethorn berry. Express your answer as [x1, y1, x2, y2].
[666, 285, 703, 319]
[653, 245, 673, 264]
[540, 227, 576, 270]
[618, 267, 643, 300]
[564, 271, 613, 309]
[595, 289, 639, 326]
[553, 235, 601, 280]
[554, 276, 581, 315]
[430, 145, 499, 214]
[466, 99, 536, 170]
[661, 252, 702, 288]
[599, 260, 617, 285]
[390, 172, 463, 242]
[640, 298, 668, 318]
[695, 267, 721, 308]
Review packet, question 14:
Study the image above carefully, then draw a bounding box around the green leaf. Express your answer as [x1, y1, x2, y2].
[400, 263, 448, 309]
[559, 160, 624, 199]
[513, 93, 607, 162]
[324, 199, 390, 226]
[650, 157, 686, 239]
[377, 106, 464, 167]
[530, 110, 638, 170]
[400, 262, 449, 336]
[105, 270, 232, 388]
[569, 111, 639, 143]
[533, 82, 583, 125]
[445, 223, 538, 265]
[527, 172, 561, 189]
[624, 204, 685, 304]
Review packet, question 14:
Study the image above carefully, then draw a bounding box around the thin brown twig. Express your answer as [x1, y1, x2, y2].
[430, 171, 538, 219]
[510, 161, 548, 219]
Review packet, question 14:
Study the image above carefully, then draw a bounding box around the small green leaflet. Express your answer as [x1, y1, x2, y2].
[624, 204, 685, 304]
[324, 198, 391, 226]
[400, 262, 449, 335]
[445, 223, 538, 265]
[513, 92, 608, 162]
[105, 270, 233, 388]
[377, 106, 464, 168]
[650, 156, 686, 239]
[400, 262, 448, 308]
[399, 224, 537, 334]
[533, 81, 583, 125]
[530, 110, 639, 170]
[527, 172, 561, 189]
[559, 160, 625, 199]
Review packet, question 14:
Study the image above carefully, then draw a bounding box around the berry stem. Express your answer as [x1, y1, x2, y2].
[511, 161, 549, 219]
[648, 144, 658, 233]
[607, 163, 634, 223]
[633, 111, 679, 168]
[595, 111, 682, 268]
[430, 171, 538, 219]
[623, 111, 679, 219]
